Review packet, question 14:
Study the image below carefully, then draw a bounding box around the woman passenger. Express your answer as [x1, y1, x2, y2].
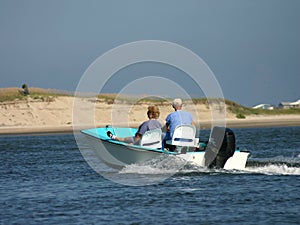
[107, 105, 162, 145]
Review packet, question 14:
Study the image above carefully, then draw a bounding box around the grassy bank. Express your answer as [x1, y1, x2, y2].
[0, 87, 72, 102]
[225, 99, 300, 118]
[192, 98, 300, 118]
[1, 88, 299, 117]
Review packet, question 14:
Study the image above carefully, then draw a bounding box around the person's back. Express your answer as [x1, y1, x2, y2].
[165, 98, 195, 140]
[137, 117, 162, 136]
[166, 110, 193, 139]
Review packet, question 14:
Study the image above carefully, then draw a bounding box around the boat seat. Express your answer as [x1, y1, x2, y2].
[140, 128, 162, 149]
[166, 124, 196, 147]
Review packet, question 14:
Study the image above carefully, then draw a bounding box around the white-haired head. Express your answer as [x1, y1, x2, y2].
[172, 98, 183, 109]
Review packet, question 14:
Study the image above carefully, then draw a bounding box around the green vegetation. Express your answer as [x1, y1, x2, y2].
[96, 94, 169, 105]
[0, 89, 27, 102]
[226, 99, 300, 118]
[1, 88, 299, 116]
[236, 113, 246, 119]
[0, 87, 72, 102]
[136, 97, 169, 105]
[192, 98, 209, 105]
[192, 98, 300, 117]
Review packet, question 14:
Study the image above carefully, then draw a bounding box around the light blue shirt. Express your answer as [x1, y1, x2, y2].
[165, 110, 193, 140]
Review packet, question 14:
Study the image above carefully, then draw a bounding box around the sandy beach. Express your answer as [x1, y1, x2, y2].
[0, 96, 300, 135]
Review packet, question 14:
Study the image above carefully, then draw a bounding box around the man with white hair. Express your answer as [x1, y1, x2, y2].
[164, 98, 195, 141]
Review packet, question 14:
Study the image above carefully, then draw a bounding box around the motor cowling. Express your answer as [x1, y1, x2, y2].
[204, 126, 236, 168]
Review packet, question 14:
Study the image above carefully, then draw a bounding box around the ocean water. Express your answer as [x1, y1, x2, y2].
[0, 126, 300, 225]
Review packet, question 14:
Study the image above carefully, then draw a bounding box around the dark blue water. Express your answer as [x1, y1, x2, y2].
[1, 127, 300, 224]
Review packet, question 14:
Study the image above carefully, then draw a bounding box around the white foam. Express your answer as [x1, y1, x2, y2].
[245, 164, 300, 175]
[119, 155, 187, 174]
[119, 153, 300, 176]
[120, 164, 177, 174]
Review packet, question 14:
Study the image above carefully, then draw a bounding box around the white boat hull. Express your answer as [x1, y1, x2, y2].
[177, 151, 250, 170]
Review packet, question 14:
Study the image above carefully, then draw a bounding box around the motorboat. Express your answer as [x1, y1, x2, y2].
[80, 125, 250, 170]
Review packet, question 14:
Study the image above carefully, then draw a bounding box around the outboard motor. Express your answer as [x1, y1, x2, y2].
[204, 126, 236, 168]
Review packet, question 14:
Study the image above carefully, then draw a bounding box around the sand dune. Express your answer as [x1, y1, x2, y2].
[0, 96, 300, 134]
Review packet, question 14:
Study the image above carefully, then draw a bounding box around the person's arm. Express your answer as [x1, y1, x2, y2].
[114, 136, 133, 143]
[165, 114, 171, 132]
[133, 133, 142, 145]
[192, 120, 196, 126]
[133, 121, 148, 145]
[189, 112, 196, 127]
[161, 123, 169, 133]
[107, 131, 134, 143]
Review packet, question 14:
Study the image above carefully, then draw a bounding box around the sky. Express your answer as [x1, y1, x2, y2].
[0, 0, 299, 106]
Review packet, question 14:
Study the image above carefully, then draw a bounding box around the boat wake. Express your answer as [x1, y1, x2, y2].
[244, 164, 300, 175]
[243, 155, 300, 175]
[119, 154, 300, 176]
[119, 155, 188, 175]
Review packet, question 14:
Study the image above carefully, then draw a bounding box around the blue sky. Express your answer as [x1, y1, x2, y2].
[0, 0, 299, 106]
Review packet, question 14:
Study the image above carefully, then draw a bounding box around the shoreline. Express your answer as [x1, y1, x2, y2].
[1, 118, 300, 135]
[1, 95, 300, 135]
